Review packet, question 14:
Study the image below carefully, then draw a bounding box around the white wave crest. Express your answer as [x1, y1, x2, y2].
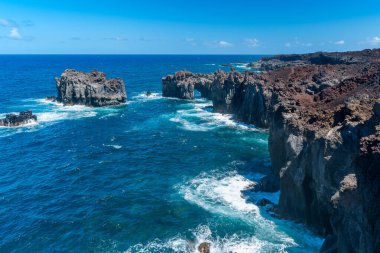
[177, 170, 323, 252]
[125, 225, 287, 253]
[233, 64, 251, 70]
[132, 92, 162, 101]
[0, 98, 121, 137]
[169, 101, 258, 132]
[103, 144, 122, 149]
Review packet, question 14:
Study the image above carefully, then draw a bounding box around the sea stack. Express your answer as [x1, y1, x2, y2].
[55, 69, 127, 107]
[0, 110, 37, 127]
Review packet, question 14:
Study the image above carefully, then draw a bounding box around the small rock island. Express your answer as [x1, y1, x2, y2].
[53, 69, 127, 107]
[0, 110, 37, 127]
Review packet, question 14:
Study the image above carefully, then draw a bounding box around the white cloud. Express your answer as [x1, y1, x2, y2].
[0, 18, 11, 27]
[9, 27, 22, 40]
[367, 36, 380, 45]
[297, 41, 312, 47]
[185, 37, 197, 46]
[334, 40, 345, 45]
[285, 38, 312, 48]
[245, 38, 260, 47]
[104, 36, 127, 41]
[218, 40, 233, 48]
[0, 18, 25, 40]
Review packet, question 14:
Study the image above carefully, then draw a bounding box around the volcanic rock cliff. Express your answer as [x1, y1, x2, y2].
[55, 69, 127, 107]
[162, 49, 380, 253]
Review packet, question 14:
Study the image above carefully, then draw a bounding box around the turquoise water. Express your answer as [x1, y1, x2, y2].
[0, 55, 322, 252]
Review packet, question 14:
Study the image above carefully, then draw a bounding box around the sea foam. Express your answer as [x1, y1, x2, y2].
[169, 100, 258, 132]
[176, 169, 323, 252]
[125, 224, 287, 253]
[132, 92, 162, 101]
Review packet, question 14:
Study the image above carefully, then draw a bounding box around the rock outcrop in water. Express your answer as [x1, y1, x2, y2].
[162, 71, 213, 100]
[162, 49, 380, 253]
[0, 110, 37, 127]
[55, 69, 127, 107]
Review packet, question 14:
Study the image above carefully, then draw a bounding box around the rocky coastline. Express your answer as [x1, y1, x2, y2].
[53, 69, 127, 107]
[162, 49, 380, 253]
[0, 110, 37, 127]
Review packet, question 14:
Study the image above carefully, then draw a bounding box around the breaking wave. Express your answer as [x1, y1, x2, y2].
[0, 98, 121, 137]
[169, 100, 259, 132]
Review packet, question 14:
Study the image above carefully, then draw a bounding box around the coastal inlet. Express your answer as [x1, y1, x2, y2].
[0, 55, 323, 252]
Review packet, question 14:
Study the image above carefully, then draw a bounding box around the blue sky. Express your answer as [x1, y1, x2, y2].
[0, 0, 380, 54]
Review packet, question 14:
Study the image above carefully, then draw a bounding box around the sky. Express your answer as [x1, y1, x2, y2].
[0, 0, 380, 54]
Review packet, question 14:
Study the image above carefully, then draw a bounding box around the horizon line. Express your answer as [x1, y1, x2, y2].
[0, 48, 378, 56]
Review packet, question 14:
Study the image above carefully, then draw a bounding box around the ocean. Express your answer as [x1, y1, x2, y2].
[0, 55, 323, 252]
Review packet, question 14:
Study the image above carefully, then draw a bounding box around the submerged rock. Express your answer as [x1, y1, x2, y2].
[198, 242, 210, 253]
[256, 198, 274, 207]
[45, 96, 56, 101]
[55, 69, 127, 107]
[250, 174, 280, 193]
[0, 110, 37, 127]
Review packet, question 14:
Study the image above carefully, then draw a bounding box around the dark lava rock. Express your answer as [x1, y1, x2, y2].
[256, 198, 274, 206]
[0, 110, 37, 127]
[162, 71, 213, 100]
[251, 175, 280, 193]
[45, 96, 56, 101]
[320, 235, 338, 253]
[55, 69, 127, 107]
[198, 242, 210, 253]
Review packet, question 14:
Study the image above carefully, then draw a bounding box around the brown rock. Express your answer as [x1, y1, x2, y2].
[198, 242, 210, 253]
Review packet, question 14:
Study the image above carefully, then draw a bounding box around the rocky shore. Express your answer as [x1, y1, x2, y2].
[0, 110, 37, 127]
[53, 69, 127, 107]
[249, 49, 380, 71]
[162, 49, 380, 253]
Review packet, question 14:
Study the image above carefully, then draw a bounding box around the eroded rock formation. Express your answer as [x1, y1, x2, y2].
[162, 49, 380, 253]
[55, 69, 127, 107]
[0, 110, 37, 127]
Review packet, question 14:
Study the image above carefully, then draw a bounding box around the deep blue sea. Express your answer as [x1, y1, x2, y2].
[0, 55, 322, 253]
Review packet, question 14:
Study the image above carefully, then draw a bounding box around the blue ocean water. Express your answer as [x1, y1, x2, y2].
[0, 55, 323, 253]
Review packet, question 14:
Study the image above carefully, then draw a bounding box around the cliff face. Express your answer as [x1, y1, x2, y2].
[265, 64, 380, 253]
[162, 71, 213, 100]
[55, 69, 127, 107]
[162, 49, 380, 253]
